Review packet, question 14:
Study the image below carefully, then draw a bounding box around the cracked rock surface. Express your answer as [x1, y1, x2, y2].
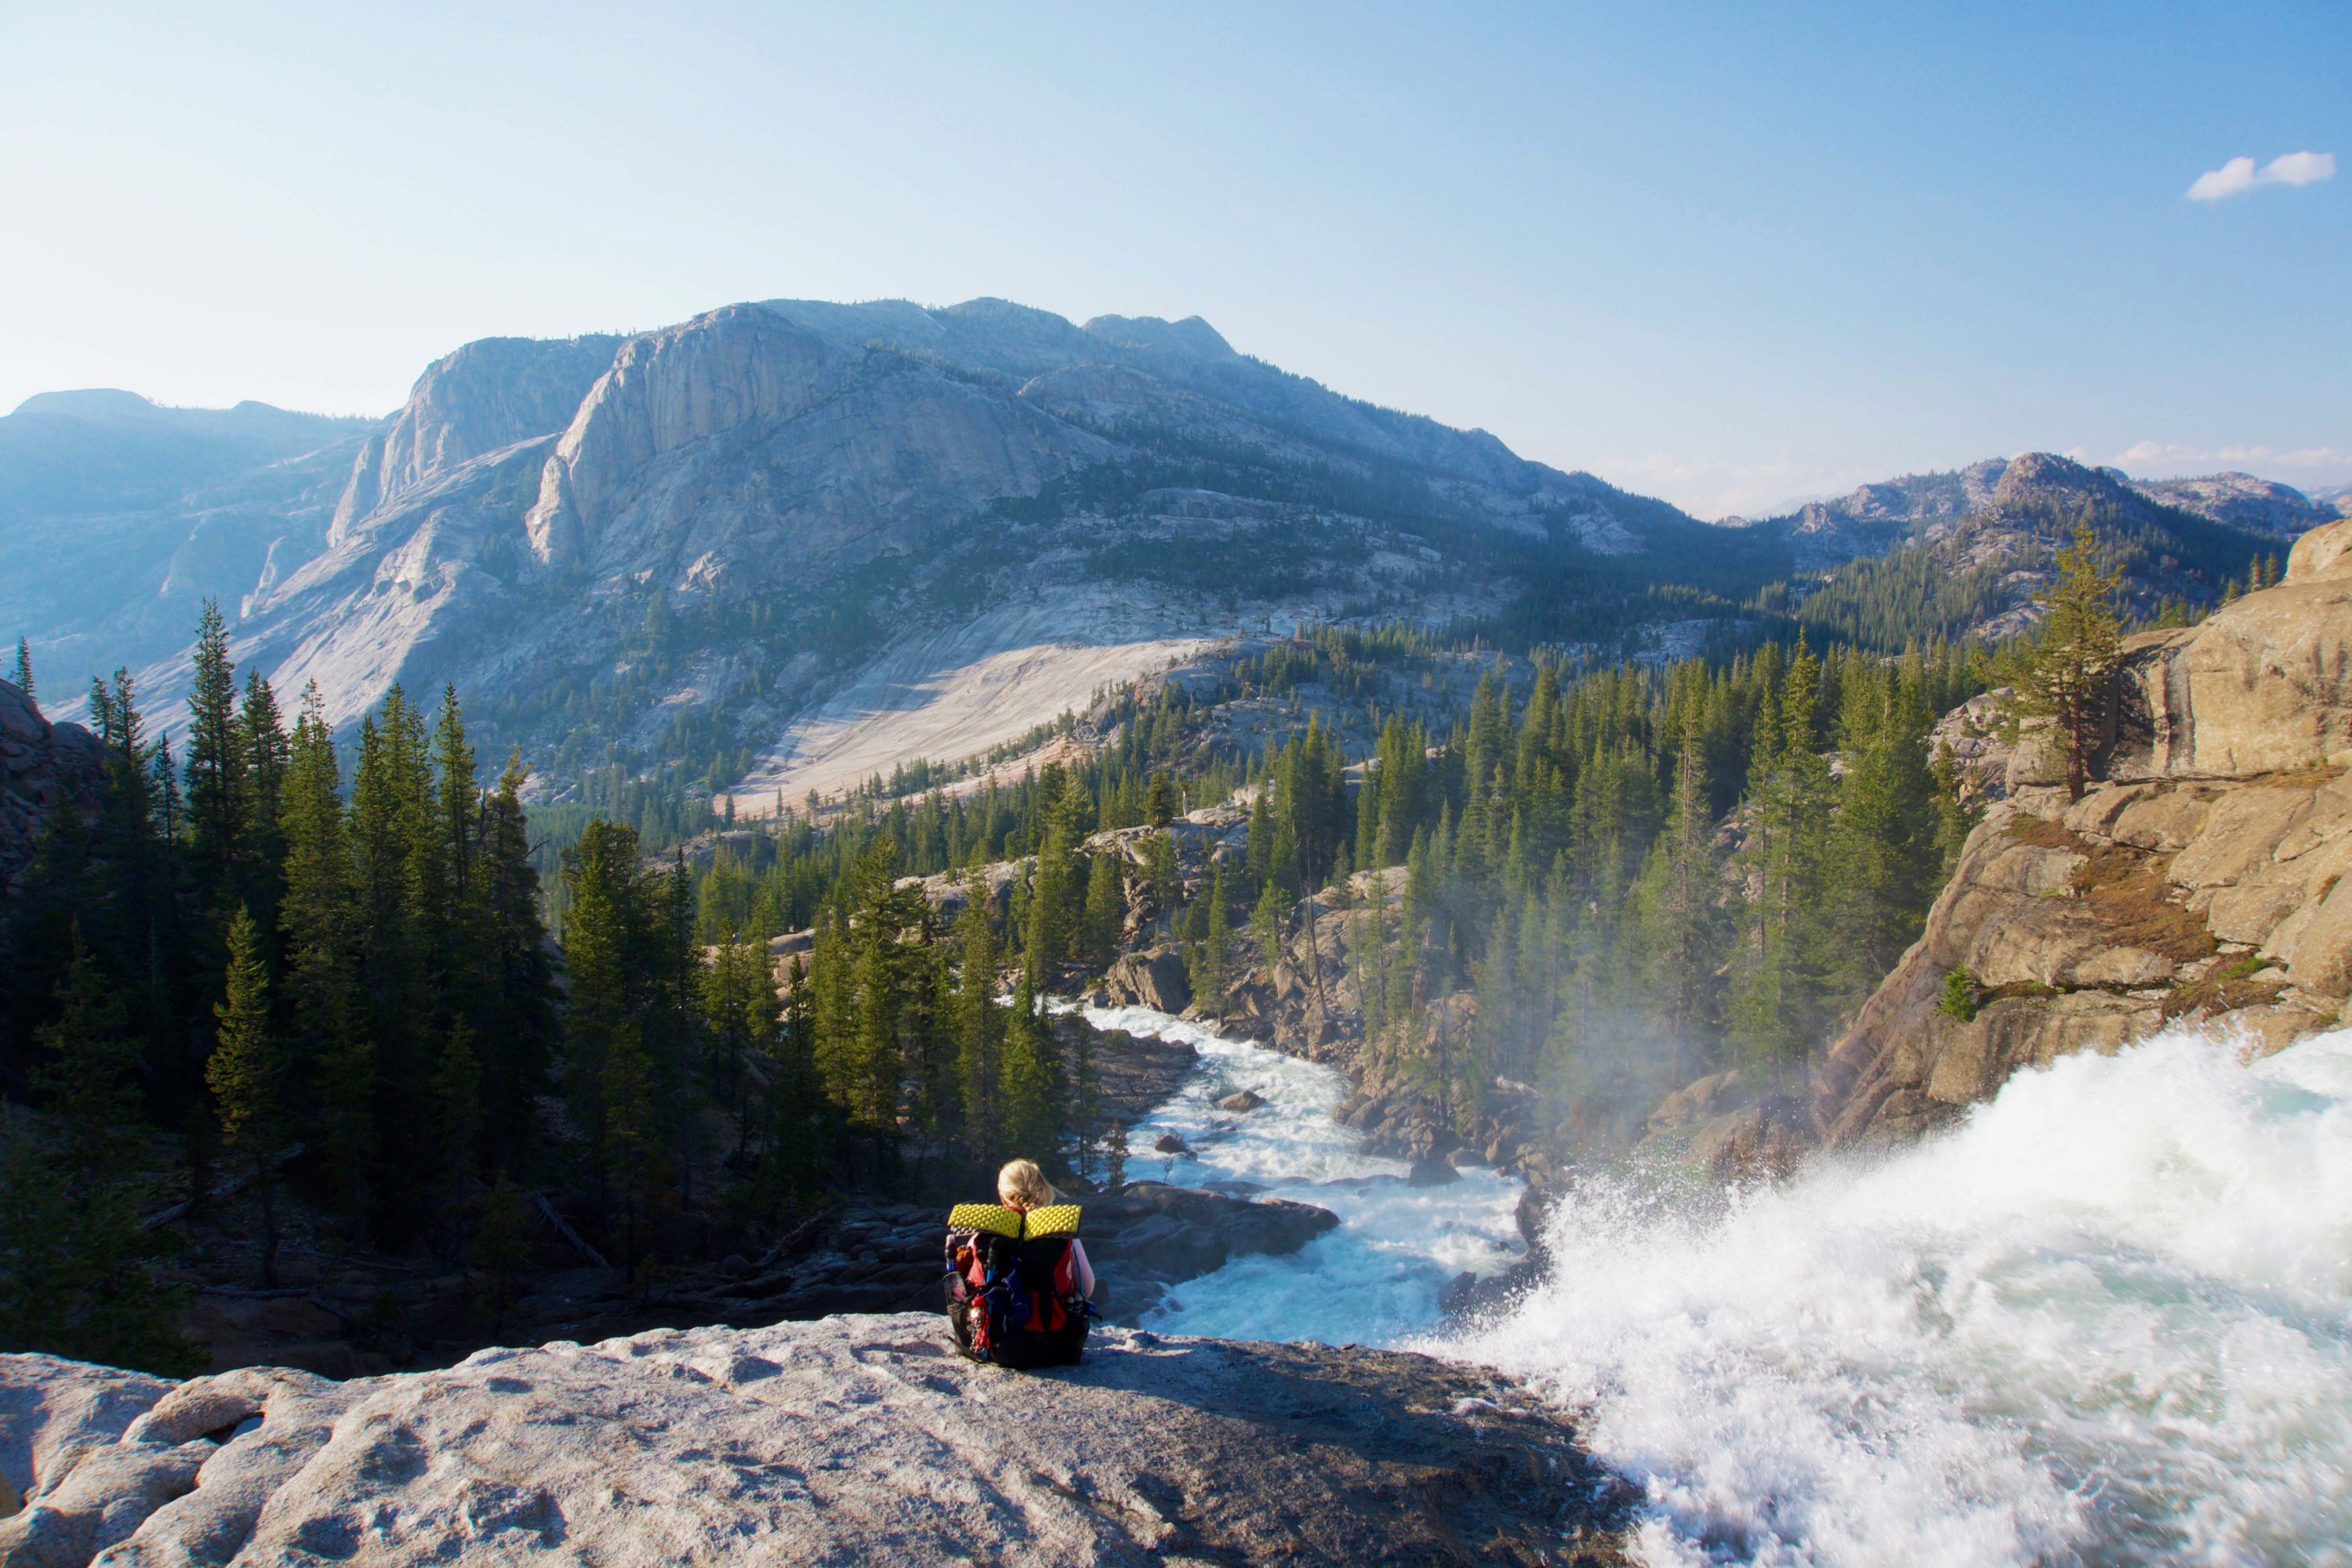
[1, 1316, 1632, 1566]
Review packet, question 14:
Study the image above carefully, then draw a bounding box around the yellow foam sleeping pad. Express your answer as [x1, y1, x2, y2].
[947, 1203, 1022, 1240]
[945, 1203, 1082, 1240]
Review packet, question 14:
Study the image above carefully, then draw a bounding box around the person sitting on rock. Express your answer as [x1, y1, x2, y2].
[942, 1159, 1096, 1367]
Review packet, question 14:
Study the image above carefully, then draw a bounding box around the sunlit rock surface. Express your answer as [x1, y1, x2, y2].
[0, 1317, 1632, 1566]
[1814, 517, 2352, 1149]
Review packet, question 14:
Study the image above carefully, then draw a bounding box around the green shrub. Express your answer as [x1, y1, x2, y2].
[1936, 965, 1980, 1022]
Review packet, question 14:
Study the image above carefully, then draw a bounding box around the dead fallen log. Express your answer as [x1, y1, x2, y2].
[535, 1196, 612, 1269]
[141, 1144, 306, 1230]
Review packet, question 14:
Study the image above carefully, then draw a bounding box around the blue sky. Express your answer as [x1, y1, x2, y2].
[2, 1, 2343, 516]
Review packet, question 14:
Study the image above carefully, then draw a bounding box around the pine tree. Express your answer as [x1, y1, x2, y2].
[2019, 524, 2124, 801]
[1730, 637, 1836, 1082]
[1252, 876, 1287, 975]
[477, 751, 557, 1152]
[1143, 772, 1178, 827]
[1022, 768, 1093, 973]
[561, 818, 649, 1211]
[234, 670, 290, 931]
[430, 1022, 484, 1202]
[1104, 1120, 1129, 1192]
[207, 906, 286, 1286]
[1929, 740, 1976, 877]
[1143, 830, 1180, 933]
[953, 873, 1003, 1169]
[1191, 861, 1232, 1014]
[997, 964, 1059, 1167]
[700, 936, 771, 1149]
[764, 955, 823, 1202]
[278, 686, 371, 1207]
[1082, 852, 1123, 970]
[184, 600, 246, 893]
[10, 637, 31, 705]
[431, 687, 481, 997]
[1828, 672, 1940, 996]
[1631, 719, 1726, 1073]
[0, 930, 199, 1374]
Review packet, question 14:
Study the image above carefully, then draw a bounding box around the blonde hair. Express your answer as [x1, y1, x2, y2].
[997, 1158, 1055, 1210]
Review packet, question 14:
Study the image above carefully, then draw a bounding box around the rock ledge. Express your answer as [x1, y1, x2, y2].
[2, 1316, 1631, 1566]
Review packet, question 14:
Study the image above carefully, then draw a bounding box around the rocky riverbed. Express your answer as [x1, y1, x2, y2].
[1, 1316, 1635, 1566]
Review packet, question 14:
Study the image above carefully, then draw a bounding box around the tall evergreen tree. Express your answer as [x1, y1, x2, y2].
[1082, 852, 1123, 970]
[2018, 524, 2125, 801]
[207, 907, 286, 1285]
[1828, 670, 1940, 996]
[1730, 637, 1836, 1081]
[278, 686, 371, 1207]
[10, 637, 31, 705]
[996, 965, 1059, 1167]
[476, 752, 557, 1153]
[560, 818, 652, 1218]
[953, 873, 1004, 1170]
[184, 601, 246, 895]
[1630, 718, 1727, 1070]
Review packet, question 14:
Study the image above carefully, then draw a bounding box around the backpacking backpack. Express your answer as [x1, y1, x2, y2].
[943, 1202, 1091, 1368]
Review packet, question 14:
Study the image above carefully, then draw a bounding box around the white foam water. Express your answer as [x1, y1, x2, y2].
[1454, 1025, 2352, 1566]
[1073, 1003, 1526, 1345]
[1076, 1004, 2352, 1563]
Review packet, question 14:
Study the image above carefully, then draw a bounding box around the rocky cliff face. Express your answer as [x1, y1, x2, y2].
[523, 305, 1115, 579]
[330, 334, 622, 537]
[73, 294, 1752, 784]
[0, 681, 103, 903]
[0, 1319, 1632, 1566]
[1813, 517, 2352, 1147]
[1771, 456, 2011, 570]
[2127, 470, 2342, 540]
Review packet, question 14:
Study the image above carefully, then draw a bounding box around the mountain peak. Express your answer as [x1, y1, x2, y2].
[10, 387, 169, 422]
[1081, 314, 1236, 360]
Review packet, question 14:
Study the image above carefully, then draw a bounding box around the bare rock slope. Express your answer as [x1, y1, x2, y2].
[1814, 517, 2352, 1146]
[0, 1318, 1632, 1567]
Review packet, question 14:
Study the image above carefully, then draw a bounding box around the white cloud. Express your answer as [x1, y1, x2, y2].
[2112, 441, 2352, 488]
[2187, 151, 2336, 201]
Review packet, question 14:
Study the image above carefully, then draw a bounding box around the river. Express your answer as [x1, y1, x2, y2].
[1083, 1004, 2352, 1566]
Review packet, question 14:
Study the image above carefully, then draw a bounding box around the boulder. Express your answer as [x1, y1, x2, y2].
[0, 1354, 176, 1526]
[1405, 1157, 1459, 1188]
[1218, 1088, 1265, 1113]
[2108, 515, 2352, 782]
[1083, 1024, 1199, 1127]
[1692, 1095, 1819, 1184]
[1102, 949, 1191, 1014]
[1082, 1184, 1339, 1320]
[0, 681, 105, 902]
[1645, 1069, 1748, 1134]
[0, 1320, 1634, 1566]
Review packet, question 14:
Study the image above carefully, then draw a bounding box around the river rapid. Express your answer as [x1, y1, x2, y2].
[1083, 1004, 2352, 1566]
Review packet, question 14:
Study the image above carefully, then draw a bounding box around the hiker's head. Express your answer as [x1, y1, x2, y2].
[997, 1158, 1054, 1212]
